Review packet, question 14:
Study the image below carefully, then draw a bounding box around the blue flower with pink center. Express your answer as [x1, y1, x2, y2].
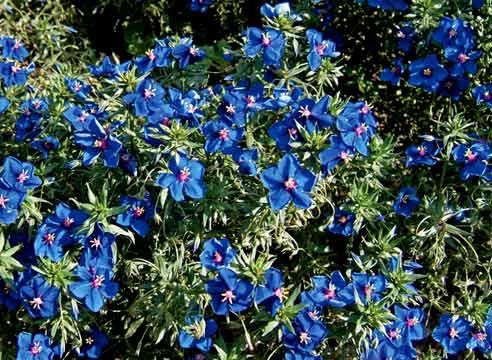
[0, 36, 29, 61]
[155, 154, 206, 202]
[77, 326, 109, 359]
[123, 78, 166, 117]
[172, 37, 206, 69]
[255, 267, 287, 315]
[452, 142, 491, 181]
[380, 58, 405, 85]
[74, 117, 123, 168]
[472, 84, 492, 108]
[199, 237, 236, 270]
[319, 135, 355, 174]
[393, 187, 420, 218]
[69, 264, 118, 313]
[326, 208, 355, 237]
[65, 77, 92, 100]
[306, 29, 340, 71]
[282, 309, 329, 354]
[405, 139, 441, 167]
[31, 136, 60, 159]
[205, 268, 254, 316]
[0, 156, 42, 194]
[260, 154, 316, 211]
[0, 61, 28, 87]
[202, 118, 244, 155]
[305, 271, 349, 308]
[135, 39, 172, 74]
[89, 55, 131, 78]
[116, 193, 155, 237]
[339, 273, 386, 305]
[244, 27, 285, 67]
[16, 332, 58, 360]
[19, 275, 59, 319]
[408, 54, 448, 93]
[432, 314, 471, 355]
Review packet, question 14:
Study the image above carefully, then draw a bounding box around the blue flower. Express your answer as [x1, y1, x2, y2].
[65, 78, 92, 100]
[189, 0, 215, 12]
[82, 223, 115, 265]
[232, 148, 258, 176]
[172, 37, 206, 69]
[88, 55, 131, 78]
[116, 193, 155, 237]
[438, 75, 470, 100]
[408, 54, 448, 93]
[294, 96, 334, 131]
[34, 224, 65, 262]
[260, 2, 300, 20]
[467, 329, 492, 353]
[69, 264, 118, 312]
[16, 332, 58, 360]
[46, 203, 88, 241]
[444, 47, 481, 76]
[205, 268, 254, 316]
[380, 58, 405, 85]
[0, 95, 9, 114]
[199, 238, 236, 270]
[0, 61, 28, 87]
[179, 315, 218, 353]
[396, 25, 416, 53]
[123, 78, 166, 117]
[327, 208, 356, 237]
[0, 184, 23, 224]
[78, 326, 109, 359]
[74, 118, 123, 168]
[255, 268, 287, 315]
[306, 271, 349, 308]
[15, 100, 45, 142]
[118, 150, 138, 177]
[340, 273, 386, 305]
[432, 17, 475, 51]
[452, 142, 491, 181]
[0, 37, 29, 61]
[260, 154, 316, 211]
[306, 29, 340, 71]
[394, 305, 426, 342]
[135, 42, 172, 73]
[155, 154, 206, 202]
[19, 275, 59, 319]
[472, 84, 492, 108]
[202, 118, 244, 154]
[0, 278, 20, 310]
[0, 156, 42, 193]
[336, 102, 378, 156]
[31, 136, 60, 159]
[268, 115, 305, 151]
[393, 187, 420, 218]
[319, 135, 355, 174]
[64, 105, 95, 131]
[405, 140, 441, 167]
[244, 27, 285, 67]
[282, 310, 329, 354]
[432, 314, 471, 355]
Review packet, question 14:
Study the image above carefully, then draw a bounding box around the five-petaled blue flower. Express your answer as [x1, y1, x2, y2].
[472, 84, 492, 108]
[340, 273, 386, 305]
[0, 37, 29, 61]
[0, 156, 42, 194]
[282, 310, 329, 354]
[305, 271, 349, 308]
[77, 326, 109, 359]
[319, 135, 355, 174]
[65, 78, 92, 100]
[394, 305, 426, 343]
[0, 61, 28, 87]
[306, 29, 340, 71]
[432, 313, 471, 355]
[202, 118, 244, 154]
[408, 54, 448, 93]
[205, 268, 254, 316]
[405, 139, 441, 167]
[178, 315, 218, 353]
[16, 332, 58, 360]
[19, 275, 59, 319]
[380, 58, 405, 85]
[123, 78, 166, 117]
[116, 193, 155, 237]
[255, 267, 287, 315]
[452, 142, 491, 181]
[260, 154, 316, 211]
[31, 136, 60, 159]
[244, 27, 285, 67]
[393, 187, 420, 218]
[199, 238, 236, 271]
[326, 208, 356, 237]
[232, 148, 258, 176]
[155, 154, 206, 202]
[172, 37, 206, 69]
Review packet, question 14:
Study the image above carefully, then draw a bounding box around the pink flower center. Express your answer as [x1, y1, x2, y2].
[465, 148, 477, 162]
[221, 290, 236, 304]
[73, 82, 82, 92]
[16, 170, 29, 183]
[11, 65, 20, 74]
[273, 287, 287, 301]
[43, 233, 56, 245]
[397, 31, 406, 39]
[212, 251, 223, 264]
[226, 104, 235, 114]
[338, 216, 347, 224]
[0, 195, 9, 208]
[79, 111, 88, 122]
[30, 342, 43, 355]
[457, 53, 469, 63]
[63, 217, 74, 228]
[218, 128, 230, 141]
[299, 331, 311, 344]
[388, 329, 400, 339]
[308, 310, 320, 320]
[315, 43, 327, 56]
[30, 297, 44, 310]
[262, 33, 272, 46]
[86, 336, 94, 345]
[146, 50, 156, 61]
[392, 66, 401, 74]
[288, 128, 298, 138]
[133, 206, 145, 218]
[246, 95, 256, 107]
[363, 284, 374, 297]
[90, 237, 101, 249]
[324, 287, 336, 299]
[298, 106, 312, 118]
[448, 29, 458, 37]
[423, 68, 432, 77]
[14, 40, 21, 49]
[484, 91, 492, 100]
[190, 46, 199, 57]
[94, 138, 108, 150]
[144, 88, 155, 99]
[417, 146, 426, 156]
[355, 124, 367, 136]
[160, 117, 171, 126]
[284, 178, 297, 191]
[91, 275, 105, 288]
[340, 151, 350, 161]
[187, 104, 197, 114]
[360, 104, 370, 114]
[449, 327, 459, 339]
[406, 317, 418, 327]
[474, 332, 487, 342]
[178, 168, 191, 182]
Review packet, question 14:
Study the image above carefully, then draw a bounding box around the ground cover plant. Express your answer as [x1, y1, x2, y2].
[0, 0, 491, 359]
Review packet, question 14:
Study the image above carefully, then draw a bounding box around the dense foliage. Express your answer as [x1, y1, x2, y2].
[0, 0, 491, 359]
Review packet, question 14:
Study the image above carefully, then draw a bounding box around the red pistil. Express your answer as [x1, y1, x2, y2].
[284, 178, 297, 191]
[91, 275, 105, 288]
[218, 128, 230, 141]
[16, 170, 29, 183]
[0, 194, 9, 208]
[178, 168, 191, 182]
[43, 233, 56, 246]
